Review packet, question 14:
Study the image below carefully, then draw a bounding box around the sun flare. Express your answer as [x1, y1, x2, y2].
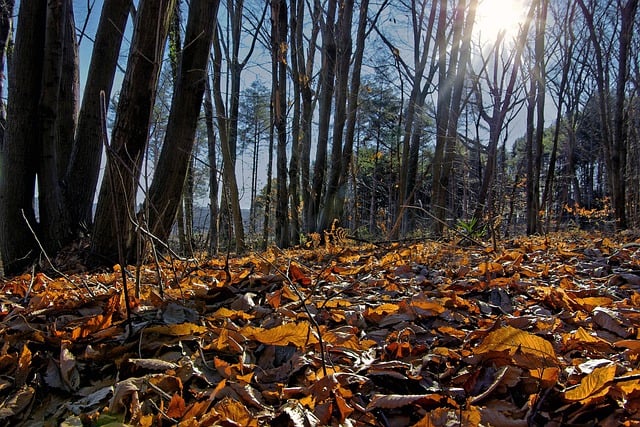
[475, 0, 527, 44]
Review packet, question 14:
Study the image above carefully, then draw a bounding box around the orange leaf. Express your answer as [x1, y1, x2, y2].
[241, 321, 317, 347]
[289, 263, 311, 286]
[564, 364, 616, 401]
[166, 393, 186, 419]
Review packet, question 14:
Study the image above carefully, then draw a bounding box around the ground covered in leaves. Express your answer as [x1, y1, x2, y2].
[2, 231, 640, 426]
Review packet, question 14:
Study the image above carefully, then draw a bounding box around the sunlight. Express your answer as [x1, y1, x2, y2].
[474, 0, 528, 44]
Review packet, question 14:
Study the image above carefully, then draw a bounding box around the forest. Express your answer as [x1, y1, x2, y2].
[0, 0, 638, 273]
[2, 1, 640, 425]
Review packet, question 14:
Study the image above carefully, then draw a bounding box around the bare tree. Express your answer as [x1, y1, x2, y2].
[142, 0, 219, 245]
[92, 0, 176, 262]
[65, 0, 131, 230]
[577, 0, 639, 229]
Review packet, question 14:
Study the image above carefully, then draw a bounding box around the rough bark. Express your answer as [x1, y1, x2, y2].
[310, 0, 337, 232]
[65, 0, 131, 229]
[271, 0, 289, 247]
[0, 0, 45, 275]
[320, 0, 353, 232]
[143, 0, 219, 244]
[92, 0, 176, 262]
[37, 0, 73, 251]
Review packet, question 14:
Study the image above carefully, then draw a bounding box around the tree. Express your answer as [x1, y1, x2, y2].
[211, 1, 267, 251]
[65, 0, 131, 230]
[432, 0, 478, 235]
[290, 0, 321, 234]
[309, 0, 338, 232]
[0, 1, 46, 275]
[577, 0, 639, 229]
[92, 0, 176, 262]
[271, 0, 289, 248]
[142, 0, 219, 246]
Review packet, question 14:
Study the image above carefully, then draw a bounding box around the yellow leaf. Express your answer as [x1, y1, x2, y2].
[565, 364, 616, 401]
[241, 321, 317, 347]
[145, 323, 207, 336]
[474, 326, 556, 366]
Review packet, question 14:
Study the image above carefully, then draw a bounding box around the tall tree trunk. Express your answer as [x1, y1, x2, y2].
[0, 1, 45, 275]
[321, 0, 354, 231]
[542, 2, 575, 229]
[204, 74, 219, 254]
[288, 0, 303, 244]
[0, 0, 14, 141]
[298, 0, 320, 232]
[527, 0, 548, 235]
[56, 0, 78, 180]
[92, 0, 176, 262]
[37, 0, 73, 251]
[433, 0, 477, 235]
[272, 0, 289, 247]
[212, 28, 245, 252]
[143, 0, 219, 244]
[611, 0, 638, 229]
[65, 0, 131, 230]
[310, 0, 337, 232]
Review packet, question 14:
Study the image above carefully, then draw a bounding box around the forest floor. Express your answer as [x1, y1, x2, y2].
[1, 230, 640, 426]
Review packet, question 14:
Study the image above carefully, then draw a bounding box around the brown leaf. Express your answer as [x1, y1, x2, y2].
[14, 344, 31, 388]
[166, 393, 187, 419]
[367, 393, 452, 410]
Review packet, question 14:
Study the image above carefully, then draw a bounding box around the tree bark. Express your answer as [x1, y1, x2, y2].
[310, 0, 337, 232]
[0, 0, 45, 275]
[143, 0, 219, 244]
[92, 0, 176, 262]
[37, 0, 73, 251]
[65, 0, 131, 230]
[271, 0, 289, 247]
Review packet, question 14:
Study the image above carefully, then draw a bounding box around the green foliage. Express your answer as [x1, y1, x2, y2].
[456, 217, 486, 239]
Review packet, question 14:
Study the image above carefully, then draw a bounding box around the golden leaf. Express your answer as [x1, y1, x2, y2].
[144, 323, 207, 336]
[474, 326, 557, 366]
[564, 364, 616, 401]
[241, 321, 317, 347]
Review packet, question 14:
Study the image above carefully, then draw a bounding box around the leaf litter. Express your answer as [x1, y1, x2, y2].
[1, 231, 640, 425]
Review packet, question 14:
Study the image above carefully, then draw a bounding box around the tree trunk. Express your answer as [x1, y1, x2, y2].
[0, 0, 14, 139]
[92, 0, 176, 262]
[204, 74, 219, 254]
[0, 0, 45, 275]
[212, 28, 245, 252]
[56, 0, 78, 181]
[143, 0, 219, 244]
[298, 0, 320, 233]
[310, 0, 337, 232]
[611, 0, 638, 229]
[65, 0, 131, 230]
[37, 0, 73, 251]
[272, 0, 289, 248]
[433, 0, 477, 235]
